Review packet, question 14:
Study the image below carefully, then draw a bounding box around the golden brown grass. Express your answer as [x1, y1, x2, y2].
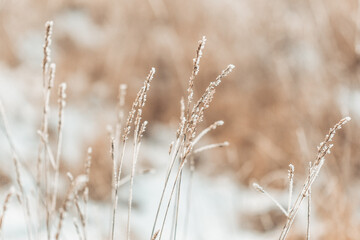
[0, 20, 236, 240]
[253, 117, 351, 239]
[1, 0, 357, 195]
[0, 0, 359, 237]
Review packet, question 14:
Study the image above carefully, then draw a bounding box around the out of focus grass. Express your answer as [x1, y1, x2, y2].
[0, 0, 360, 239]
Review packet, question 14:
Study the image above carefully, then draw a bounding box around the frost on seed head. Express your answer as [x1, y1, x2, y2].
[252, 183, 264, 193]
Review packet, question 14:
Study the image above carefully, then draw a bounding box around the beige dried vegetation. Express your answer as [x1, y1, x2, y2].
[0, 2, 357, 236]
[0, 21, 237, 240]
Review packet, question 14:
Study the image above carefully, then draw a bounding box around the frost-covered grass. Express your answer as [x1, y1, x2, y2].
[0, 3, 359, 238]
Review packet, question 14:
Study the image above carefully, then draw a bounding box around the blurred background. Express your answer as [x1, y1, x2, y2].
[0, 0, 360, 239]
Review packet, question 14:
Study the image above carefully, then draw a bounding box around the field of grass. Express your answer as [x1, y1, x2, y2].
[0, 0, 360, 239]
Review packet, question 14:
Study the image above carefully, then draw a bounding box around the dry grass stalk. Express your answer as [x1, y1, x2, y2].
[151, 230, 160, 240]
[38, 19, 54, 174]
[172, 168, 182, 240]
[42, 21, 53, 86]
[252, 183, 289, 217]
[55, 175, 73, 240]
[0, 103, 25, 199]
[0, 102, 18, 158]
[51, 82, 67, 212]
[150, 37, 234, 240]
[169, 159, 183, 240]
[73, 195, 86, 240]
[279, 117, 351, 239]
[157, 65, 234, 240]
[0, 101, 34, 240]
[82, 147, 92, 240]
[193, 141, 229, 154]
[73, 217, 83, 240]
[37, 21, 57, 240]
[306, 162, 311, 240]
[150, 95, 179, 239]
[115, 84, 127, 146]
[127, 69, 154, 239]
[37, 131, 56, 168]
[0, 103, 29, 197]
[287, 164, 294, 213]
[2, 21, 235, 240]
[55, 173, 88, 240]
[183, 156, 195, 240]
[168, 141, 174, 155]
[111, 137, 116, 195]
[253, 117, 350, 239]
[110, 137, 117, 240]
[0, 187, 17, 235]
[39, 56, 55, 180]
[57, 148, 91, 240]
[110, 68, 155, 240]
[70, 148, 92, 240]
[113, 84, 127, 194]
[187, 36, 206, 111]
[192, 120, 224, 146]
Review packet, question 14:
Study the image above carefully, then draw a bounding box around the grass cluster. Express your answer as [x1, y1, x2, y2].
[0, 20, 352, 240]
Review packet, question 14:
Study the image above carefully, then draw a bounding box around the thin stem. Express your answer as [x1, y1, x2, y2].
[0, 101, 34, 240]
[193, 141, 229, 154]
[150, 136, 183, 239]
[253, 183, 288, 217]
[110, 138, 125, 240]
[306, 163, 311, 240]
[158, 158, 187, 240]
[0, 187, 17, 235]
[172, 171, 182, 240]
[287, 164, 294, 214]
[126, 132, 141, 240]
[183, 158, 195, 240]
[279, 117, 351, 240]
[52, 83, 67, 212]
[192, 120, 224, 146]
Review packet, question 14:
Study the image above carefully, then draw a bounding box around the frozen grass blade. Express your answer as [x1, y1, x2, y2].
[0, 187, 17, 236]
[306, 162, 312, 240]
[279, 117, 351, 239]
[0, 101, 34, 240]
[252, 183, 289, 217]
[193, 141, 229, 154]
[287, 164, 294, 213]
[183, 157, 195, 240]
[111, 68, 155, 240]
[51, 82, 67, 212]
